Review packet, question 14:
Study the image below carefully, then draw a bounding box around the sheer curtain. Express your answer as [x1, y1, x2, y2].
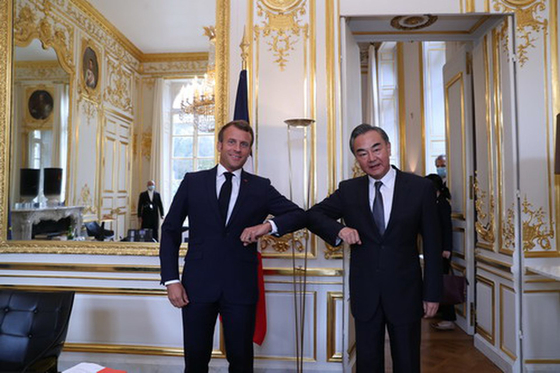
[150, 78, 172, 210]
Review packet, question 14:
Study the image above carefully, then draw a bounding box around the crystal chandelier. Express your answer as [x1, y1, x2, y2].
[180, 26, 216, 133]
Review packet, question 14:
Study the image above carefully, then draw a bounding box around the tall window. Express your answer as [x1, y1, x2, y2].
[169, 80, 215, 196]
[422, 42, 447, 174]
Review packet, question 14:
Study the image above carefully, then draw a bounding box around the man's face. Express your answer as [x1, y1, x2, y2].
[353, 130, 391, 180]
[217, 126, 252, 172]
[436, 158, 446, 168]
[147, 181, 155, 189]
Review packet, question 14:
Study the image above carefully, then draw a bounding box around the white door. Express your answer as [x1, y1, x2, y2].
[443, 43, 476, 334]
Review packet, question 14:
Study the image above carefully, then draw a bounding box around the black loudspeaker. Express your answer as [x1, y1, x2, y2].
[20, 168, 40, 201]
[43, 167, 63, 198]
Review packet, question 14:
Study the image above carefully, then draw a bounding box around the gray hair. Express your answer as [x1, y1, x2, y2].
[349, 124, 390, 154]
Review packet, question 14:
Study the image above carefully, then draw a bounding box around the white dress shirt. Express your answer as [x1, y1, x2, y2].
[368, 167, 396, 230]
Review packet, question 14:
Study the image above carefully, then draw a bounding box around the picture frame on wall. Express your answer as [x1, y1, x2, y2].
[81, 40, 100, 95]
[28, 89, 54, 121]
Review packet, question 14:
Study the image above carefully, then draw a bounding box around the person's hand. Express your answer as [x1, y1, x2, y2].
[241, 222, 272, 246]
[166, 283, 189, 308]
[338, 227, 361, 245]
[423, 301, 439, 318]
[442, 250, 451, 259]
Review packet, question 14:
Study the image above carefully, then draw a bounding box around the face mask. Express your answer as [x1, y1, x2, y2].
[147, 185, 155, 192]
[436, 167, 447, 179]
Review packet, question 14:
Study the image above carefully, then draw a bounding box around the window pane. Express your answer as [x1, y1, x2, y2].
[197, 136, 214, 157]
[197, 158, 215, 171]
[173, 137, 193, 157]
[173, 159, 192, 181]
[173, 121, 194, 135]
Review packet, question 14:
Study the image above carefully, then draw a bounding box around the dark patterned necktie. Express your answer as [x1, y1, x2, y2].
[372, 181, 385, 235]
[218, 172, 233, 225]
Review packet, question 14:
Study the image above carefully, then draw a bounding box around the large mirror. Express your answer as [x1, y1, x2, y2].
[1, 0, 229, 254]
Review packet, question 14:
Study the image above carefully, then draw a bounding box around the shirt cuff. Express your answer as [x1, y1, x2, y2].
[268, 220, 278, 235]
[164, 279, 180, 286]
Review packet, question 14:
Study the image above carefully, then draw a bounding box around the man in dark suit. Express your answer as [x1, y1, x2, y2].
[160, 120, 306, 373]
[137, 180, 164, 241]
[307, 124, 442, 372]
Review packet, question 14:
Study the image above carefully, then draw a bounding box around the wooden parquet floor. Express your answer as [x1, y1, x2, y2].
[381, 319, 502, 372]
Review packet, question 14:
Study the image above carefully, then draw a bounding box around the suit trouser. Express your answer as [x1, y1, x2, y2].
[440, 257, 457, 321]
[181, 297, 256, 373]
[355, 304, 421, 373]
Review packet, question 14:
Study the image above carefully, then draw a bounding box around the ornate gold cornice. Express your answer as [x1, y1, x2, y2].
[493, 0, 547, 67]
[142, 52, 209, 63]
[14, 3, 75, 75]
[70, 0, 143, 61]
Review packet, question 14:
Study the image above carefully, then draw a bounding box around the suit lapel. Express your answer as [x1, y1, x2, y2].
[206, 166, 222, 223]
[227, 170, 250, 227]
[384, 169, 407, 237]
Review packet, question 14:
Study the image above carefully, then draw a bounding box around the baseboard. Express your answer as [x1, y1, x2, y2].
[474, 335, 513, 373]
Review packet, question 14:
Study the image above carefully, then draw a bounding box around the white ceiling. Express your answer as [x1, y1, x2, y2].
[15, 39, 58, 61]
[87, 0, 216, 54]
[349, 14, 505, 42]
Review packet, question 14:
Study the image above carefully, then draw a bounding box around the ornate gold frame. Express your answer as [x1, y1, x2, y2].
[0, 0, 229, 255]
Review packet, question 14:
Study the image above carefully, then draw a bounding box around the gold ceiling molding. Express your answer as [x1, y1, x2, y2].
[260, 228, 308, 254]
[141, 60, 208, 75]
[493, 0, 547, 67]
[255, 0, 308, 70]
[522, 196, 554, 252]
[14, 3, 75, 74]
[70, 0, 142, 62]
[473, 174, 496, 244]
[142, 52, 209, 63]
[390, 14, 438, 31]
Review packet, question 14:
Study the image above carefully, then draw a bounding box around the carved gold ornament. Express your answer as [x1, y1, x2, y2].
[473, 175, 495, 244]
[493, 0, 547, 67]
[104, 58, 133, 114]
[390, 15, 438, 31]
[79, 184, 96, 215]
[521, 197, 554, 251]
[141, 131, 152, 160]
[14, 4, 74, 74]
[503, 205, 515, 250]
[255, 0, 308, 70]
[352, 160, 365, 178]
[324, 242, 342, 259]
[260, 228, 308, 253]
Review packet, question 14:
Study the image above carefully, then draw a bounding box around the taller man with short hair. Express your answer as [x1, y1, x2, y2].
[307, 124, 442, 372]
[160, 120, 306, 372]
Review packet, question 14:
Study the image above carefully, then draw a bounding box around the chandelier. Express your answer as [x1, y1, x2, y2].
[180, 26, 216, 133]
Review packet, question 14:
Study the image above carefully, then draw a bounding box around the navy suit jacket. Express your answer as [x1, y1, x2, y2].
[307, 168, 442, 324]
[160, 166, 306, 305]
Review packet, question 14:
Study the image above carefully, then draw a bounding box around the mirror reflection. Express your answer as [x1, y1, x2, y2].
[9, 0, 217, 246]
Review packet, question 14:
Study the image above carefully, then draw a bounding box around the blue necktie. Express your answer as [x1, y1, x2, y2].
[218, 172, 233, 225]
[372, 181, 385, 235]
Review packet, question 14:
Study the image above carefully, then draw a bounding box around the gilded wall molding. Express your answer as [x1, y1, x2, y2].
[522, 196, 554, 252]
[141, 131, 152, 160]
[141, 60, 208, 76]
[104, 57, 133, 114]
[493, 0, 547, 67]
[503, 206, 516, 251]
[260, 229, 309, 254]
[14, 3, 75, 74]
[473, 174, 496, 244]
[0, 0, 12, 247]
[15, 61, 68, 80]
[79, 183, 96, 215]
[255, 0, 308, 70]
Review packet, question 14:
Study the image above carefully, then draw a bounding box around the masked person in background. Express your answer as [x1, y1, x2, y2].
[138, 180, 164, 241]
[435, 154, 447, 184]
